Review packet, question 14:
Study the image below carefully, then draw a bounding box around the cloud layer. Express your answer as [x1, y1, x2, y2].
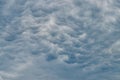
[0, 0, 120, 80]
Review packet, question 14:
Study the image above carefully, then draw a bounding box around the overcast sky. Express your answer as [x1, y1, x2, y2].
[0, 0, 120, 80]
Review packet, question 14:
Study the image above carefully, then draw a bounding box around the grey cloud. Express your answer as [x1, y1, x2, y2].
[0, 0, 120, 80]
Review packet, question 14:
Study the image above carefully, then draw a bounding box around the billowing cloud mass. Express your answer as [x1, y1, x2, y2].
[0, 0, 120, 80]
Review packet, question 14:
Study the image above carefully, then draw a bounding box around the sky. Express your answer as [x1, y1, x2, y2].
[0, 0, 120, 80]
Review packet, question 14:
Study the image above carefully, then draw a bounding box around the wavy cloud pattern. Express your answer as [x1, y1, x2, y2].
[0, 0, 120, 80]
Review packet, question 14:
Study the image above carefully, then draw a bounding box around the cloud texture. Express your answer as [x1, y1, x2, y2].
[0, 0, 120, 80]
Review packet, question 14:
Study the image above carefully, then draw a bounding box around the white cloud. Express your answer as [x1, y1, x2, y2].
[0, 0, 120, 80]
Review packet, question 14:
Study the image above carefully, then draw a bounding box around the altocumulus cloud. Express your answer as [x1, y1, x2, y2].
[0, 0, 120, 80]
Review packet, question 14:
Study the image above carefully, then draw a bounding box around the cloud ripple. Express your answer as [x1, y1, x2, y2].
[0, 0, 120, 80]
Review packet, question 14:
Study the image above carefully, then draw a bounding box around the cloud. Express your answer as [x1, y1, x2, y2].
[0, 0, 120, 80]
